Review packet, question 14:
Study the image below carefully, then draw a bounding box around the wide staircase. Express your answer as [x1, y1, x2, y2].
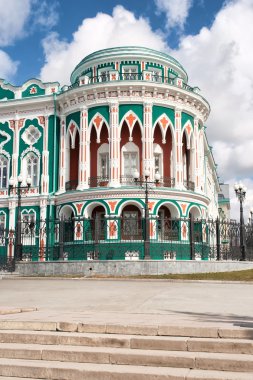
[0, 320, 252, 379]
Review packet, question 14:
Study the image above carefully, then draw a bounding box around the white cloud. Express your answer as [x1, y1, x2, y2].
[172, 0, 253, 185]
[154, 0, 193, 30]
[40, 5, 167, 84]
[32, 0, 59, 29]
[40, 0, 253, 217]
[0, 50, 18, 81]
[0, 0, 31, 46]
[0, 0, 59, 47]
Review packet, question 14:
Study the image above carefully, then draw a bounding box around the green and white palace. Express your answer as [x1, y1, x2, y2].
[0, 46, 220, 262]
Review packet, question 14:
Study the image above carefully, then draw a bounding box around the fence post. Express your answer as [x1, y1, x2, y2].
[216, 217, 221, 261]
[59, 218, 64, 260]
[189, 214, 195, 260]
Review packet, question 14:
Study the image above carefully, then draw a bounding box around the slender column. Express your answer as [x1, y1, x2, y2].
[143, 102, 154, 180]
[10, 119, 19, 185]
[58, 115, 66, 193]
[41, 115, 49, 194]
[194, 117, 201, 192]
[8, 200, 16, 258]
[175, 108, 183, 188]
[39, 198, 47, 261]
[109, 102, 120, 187]
[77, 107, 89, 189]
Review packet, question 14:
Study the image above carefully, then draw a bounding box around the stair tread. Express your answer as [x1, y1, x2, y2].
[0, 358, 252, 380]
[0, 341, 252, 358]
[1, 329, 253, 344]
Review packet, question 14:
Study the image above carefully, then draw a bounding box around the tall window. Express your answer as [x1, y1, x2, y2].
[0, 155, 8, 188]
[123, 152, 138, 176]
[100, 153, 109, 178]
[26, 153, 39, 186]
[21, 211, 36, 246]
[0, 213, 5, 245]
[122, 211, 139, 239]
[122, 66, 138, 80]
[148, 68, 162, 82]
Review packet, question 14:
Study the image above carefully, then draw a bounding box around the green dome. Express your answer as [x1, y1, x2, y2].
[70, 46, 188, 84]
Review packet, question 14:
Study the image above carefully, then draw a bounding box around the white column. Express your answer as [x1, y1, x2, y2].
[10, 118, 19, 185]
[41, 115, 49, 194]
[8, 199, 16, 258]
[39, 198, 47, 261]
[58, 115, 66, 193]
[175, 108, 183, 188]
[194, 117, 201, 192]
[143, 102, 154, 180]
[109, 102, 120, 187]
[77, 107, 89, 189]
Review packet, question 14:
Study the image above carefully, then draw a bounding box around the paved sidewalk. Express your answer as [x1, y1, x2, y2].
[0, 278, 252, 329]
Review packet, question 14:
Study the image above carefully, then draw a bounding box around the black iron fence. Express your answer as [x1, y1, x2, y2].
[0, 216, 253, 271]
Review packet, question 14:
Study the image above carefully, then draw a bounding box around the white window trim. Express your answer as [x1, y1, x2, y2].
[21, 152, 40, 187]
[0, 154, 9, 189]
[122, 65, 138, 80]
[0, 211, 6, 246]
[121, 142, 139, 177]
[153, 144, 163, 178]
[21, 210, 36, 246]
[97, 143, 109, 179]
[147, 67, 162, 82]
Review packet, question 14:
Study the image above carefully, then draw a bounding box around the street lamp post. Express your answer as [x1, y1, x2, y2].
[133, 169, 160, 260]
[9, 175, 31, 261]
[250, 207, 253, 225]
[234, 182, 247, 261]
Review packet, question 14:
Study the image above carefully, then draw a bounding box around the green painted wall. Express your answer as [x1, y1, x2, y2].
[0, 86, 14, 100]
[119, 104, 143, 125]
[88, 106, 109, 125]
[22, 84, 45, 98]
[182, 112, 194, 129]
[152, 105, 175, 127]
[66, 111, 80, 129]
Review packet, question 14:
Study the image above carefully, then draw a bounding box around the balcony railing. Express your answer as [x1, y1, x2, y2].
[65, 180, 78, 191]
[67, 72, 196, 93]
[88, 176, 109, 187]
[184, 180, 195, 191]
[120, 176, 135, 186]
[159, 177, 175, 188]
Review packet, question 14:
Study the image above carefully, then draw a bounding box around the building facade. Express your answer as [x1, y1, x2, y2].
[0, 46, 220, 261]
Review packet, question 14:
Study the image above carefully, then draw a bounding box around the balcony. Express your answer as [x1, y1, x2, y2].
[65, 180, 78, 191]
[184, 180, 195, 191]
[88, 176, 109, 188]
[66, 72, 198, 94]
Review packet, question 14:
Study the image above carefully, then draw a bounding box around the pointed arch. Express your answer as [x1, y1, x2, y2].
[88, 112, 110, 142]
[65, 120, 80, 189]
[152, 113, 175, 143]
[182, 120, 194, 149]
[119, 110, 143, 140]
[66, 120, 79, 149]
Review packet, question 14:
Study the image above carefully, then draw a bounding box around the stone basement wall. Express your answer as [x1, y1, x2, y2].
[16, 260, 253, 277]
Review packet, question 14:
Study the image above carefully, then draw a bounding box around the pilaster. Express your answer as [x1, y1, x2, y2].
[109, 101, 120, 187]
[143, 102, 154, 180]
[175, 108, 183, 188]
[77, 106, 89, 190]
[57, 115, 66, 193]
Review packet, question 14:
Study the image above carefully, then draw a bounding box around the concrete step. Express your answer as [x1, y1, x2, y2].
[0, 343, 252, 372]
[0, 320, 253, 339]
[0, 358, 253, 380]
[0, 330, 253, 354]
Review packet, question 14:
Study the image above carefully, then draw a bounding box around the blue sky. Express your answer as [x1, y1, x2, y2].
[0, 0, 253, 218]
[2, 0, 225, 85]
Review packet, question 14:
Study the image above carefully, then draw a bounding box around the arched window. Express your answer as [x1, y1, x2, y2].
[21, 210, 36, 246]
[0, 212, 6, 245]
[24, 153, 39, 187]
[0, 155, 8, 188]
